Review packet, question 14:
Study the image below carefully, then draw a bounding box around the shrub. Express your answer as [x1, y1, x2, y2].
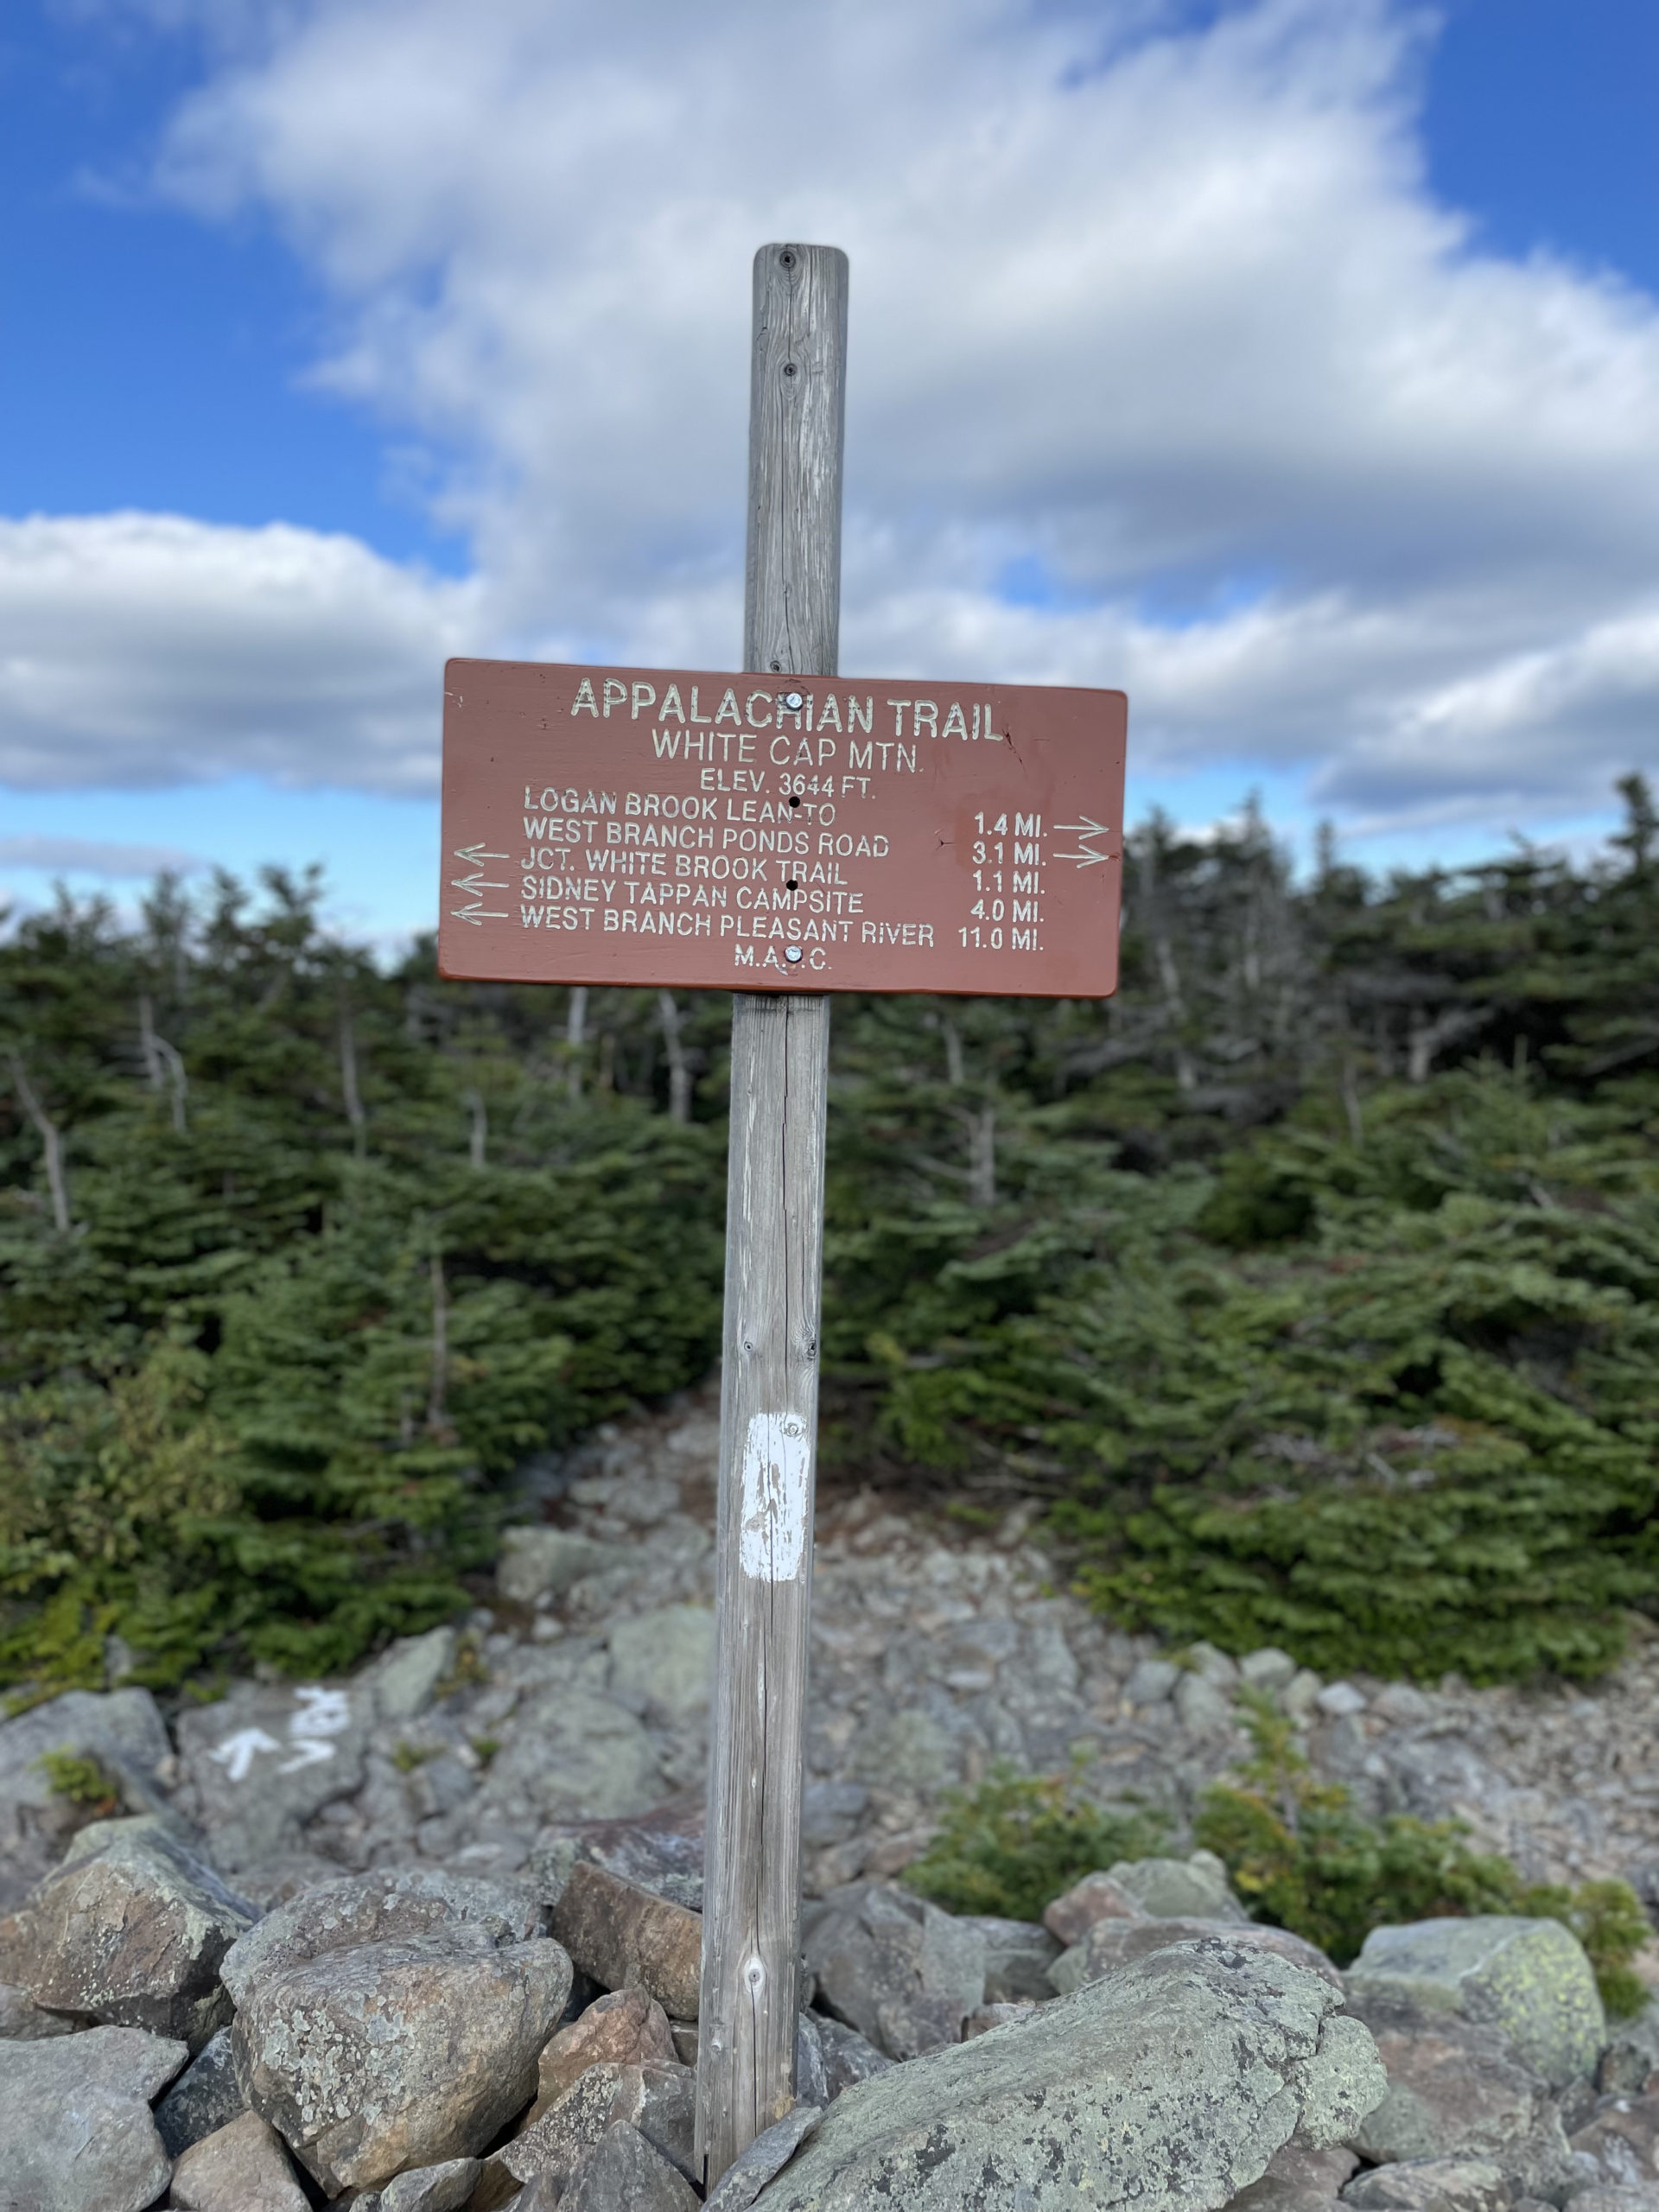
[36, 1749, 121, 1813]
[901, 1763, 1168, 1923]
[1193, 1692, 1650, 2012]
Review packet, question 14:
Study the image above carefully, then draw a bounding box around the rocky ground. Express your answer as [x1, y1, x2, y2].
[138, 1383, 1659, 1910]
[9, 1386, 1659, 2210]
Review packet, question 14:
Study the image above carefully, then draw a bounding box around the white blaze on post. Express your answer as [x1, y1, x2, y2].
[739, 1412, 809, 1581]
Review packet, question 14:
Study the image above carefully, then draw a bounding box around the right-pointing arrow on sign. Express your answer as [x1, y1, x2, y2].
[1053, 816, 1113, 868]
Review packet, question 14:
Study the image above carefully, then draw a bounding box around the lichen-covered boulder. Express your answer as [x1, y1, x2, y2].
[233, 1931, 572, 2193]
[219, 1863, 543, 2005]
[1342, 1997, 1573, 2202]
[1050, 1914, 1342, 1998]
[1104, 1853, 1249, 1923]
[746, 1936, 1385, 2211]
[1344, 1918, 1605, 2088]
[0, 1817, 256, 2049]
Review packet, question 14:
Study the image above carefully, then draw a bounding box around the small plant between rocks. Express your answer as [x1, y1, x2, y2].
[901, 1761, 1168, 1922]
[35, 1746, 122, 1815]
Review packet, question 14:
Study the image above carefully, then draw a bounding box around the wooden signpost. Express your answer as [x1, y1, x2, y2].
[438, 243, 1128, 2188]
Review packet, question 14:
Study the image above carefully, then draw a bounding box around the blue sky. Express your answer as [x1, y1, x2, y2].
[3, 0, 1657, 942]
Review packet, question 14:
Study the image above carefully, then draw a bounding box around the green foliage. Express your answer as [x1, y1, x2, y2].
[35, 1749, 121, 1811]
[1193, 1692, 1649, 2012]
[0, 873, 728, 1694]
[8, 782, 1659, 1694]
[901, 1763, 1168, 1922]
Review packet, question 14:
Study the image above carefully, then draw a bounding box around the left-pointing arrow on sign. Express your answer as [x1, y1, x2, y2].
[450, 856, 510, 924]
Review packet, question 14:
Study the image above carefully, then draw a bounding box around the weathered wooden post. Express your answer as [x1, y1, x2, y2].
[695, 240, 848, 2186]
[436, 232, 1128, 2208]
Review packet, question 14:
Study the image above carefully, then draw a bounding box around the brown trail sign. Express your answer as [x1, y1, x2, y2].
[436, 243, 1128, 2188]
[440, 658, 1126, 997]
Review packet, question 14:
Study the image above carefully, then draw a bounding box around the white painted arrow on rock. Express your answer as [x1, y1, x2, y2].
[277, 1738, 338, 1774]
[207, 1727, 282, 1783]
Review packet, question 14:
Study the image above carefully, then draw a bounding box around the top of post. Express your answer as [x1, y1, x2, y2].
[744, 245, 849, 682]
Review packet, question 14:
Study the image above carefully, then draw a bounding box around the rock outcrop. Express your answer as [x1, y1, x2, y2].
[745, 1936, 1386, 2210]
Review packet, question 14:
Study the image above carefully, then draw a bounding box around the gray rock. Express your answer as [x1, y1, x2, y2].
[474, 1686, 665, 1823]
[746, 1937, 1385, 2211]
[847, 1708, 959, 1796]
[963, 1913, 1064, 2002]
[155, 2024, 250, 2158]
[1283, 1670, 1322, 1719]
[0, 1979, 83, 2037]
[1126, 1658, 1181, 1706]
[608, 1605, 715, 1728]
[1042, 1868, 1146, 1945]
[1603, 2001, 1659, 2094]
[1570, 2088, 1659, 2192]
[1344, 1916, 1605, 2088]
[1238, 1650, 1300, 1694]
[798, 2007, 892, 2100]
[233, 1932, 573, 2193]
[170, 2110, 310, 2211]
[1567, 2192, 1659, 2212]
[550, 1862, 703, 2020]
[1050, 1914, 1344, 1997]
[375, 2157, 483, 2211]
[0, 1688, 174, 1909]
[802, 1783, 871, 1849]
[534, 1986, 679, 2112]
[1188, 1643, 1241, 1688]
[220, 1862, 543, 2005]
[563, 2121, 701, 2211]
[527, 1799, 705, 1914]
[0, 2024, 186, 2212]
[1342, 2158, 1510, 2212]
[506, 2061, 696, 2191]
[362, 1626, 459, 1721]
[1343, 1999, 1574, 2201]
[0, 1816, 256, 2048]
[1224, 2144, 1359, 2212]
[1178, 1671, 1237, 1737]
[1316, 1683, 1369, 1719]
[176, 1679, 369, 1870]
[505, 2064, 632, 2192]
[498, 1527, 628, 1605]
[232, 1853, 353, 1912]
[705, 2106, 824, 2210]
[802, 1881, 986, 2057]
[1370, 1685, 1433, 1726]
[1106, 1852, 1249, 1923]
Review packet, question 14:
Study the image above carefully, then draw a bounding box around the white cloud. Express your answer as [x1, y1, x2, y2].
[0, 835, 206, 876]
[0, 512, 479, 791]
[8, 0, 1659, 831]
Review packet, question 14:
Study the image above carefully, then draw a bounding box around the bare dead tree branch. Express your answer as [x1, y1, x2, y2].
[565, 985, 588, 1099]
[658, 992, 691, 1123]
[139, 995, 188, 1134]
[339, 996, 367, 1157]
[3, 1049, 71, 1235]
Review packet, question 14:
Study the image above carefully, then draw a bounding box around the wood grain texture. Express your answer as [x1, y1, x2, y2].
[743, 242, 848, 680]
[697, 242, 845, 2186]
